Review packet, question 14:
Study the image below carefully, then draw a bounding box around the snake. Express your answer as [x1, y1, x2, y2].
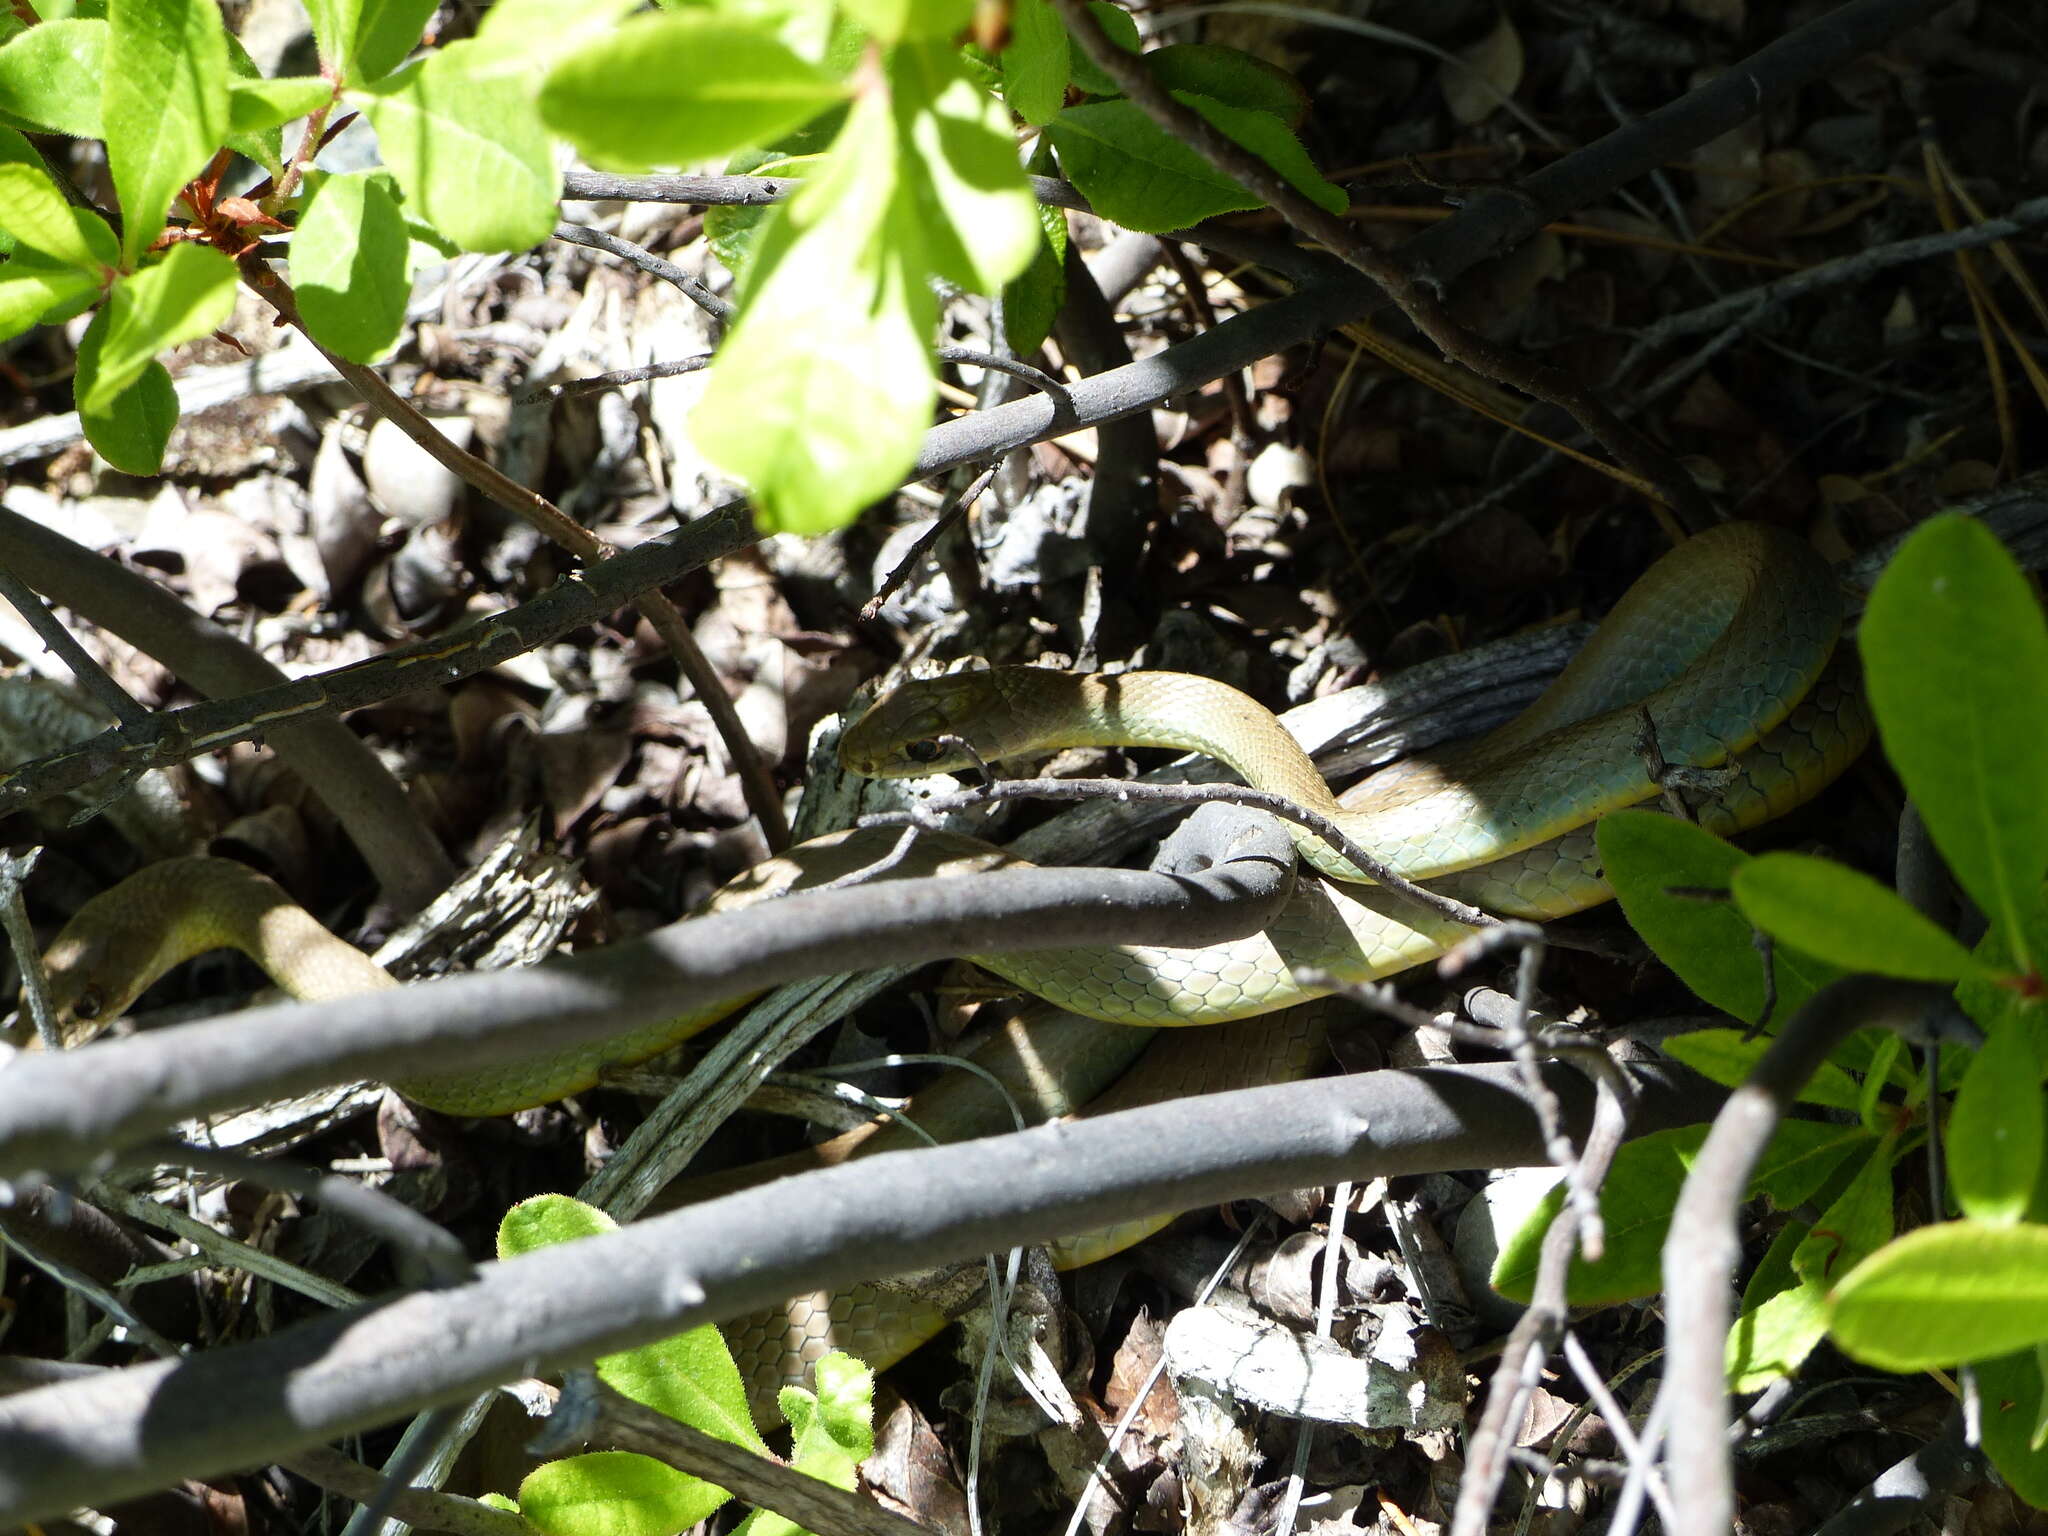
[27, 520, 1870, 1406]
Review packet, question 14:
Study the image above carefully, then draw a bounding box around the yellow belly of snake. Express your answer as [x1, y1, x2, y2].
[31, 522, 1870, 1408]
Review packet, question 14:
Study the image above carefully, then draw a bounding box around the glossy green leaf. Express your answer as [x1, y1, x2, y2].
[1049, 92, 1343, 234]
[693, 89, 933, 534]
[0, 17, 104, 136]
[1863, 515, 2048, 972]
[1144, 43, 1307, 124]
[0, 160, 117, 270]
[1662, 1027, 1865, 1112]
[1065, 0, 1139, 96]
[76, 311, 177, 473]
[226, 76, 334, 134]
[1002, 0, 1067, 126]
[0, 264, 97, 342]
[1490, 1120, 1873, 1304]
[1830, 1221, 2048, 1369]
[891, 40, 1039, 293]
[1597, 810, 1842, 1028]
[80, 242, 235, 413]
[102, 0, 227, 265]
[1732, 851, 1989, 983]
[518, 1451, 728, 1536]
[1951, 1022, 2046, 1224]
[539, 12, 844, 173]
[354, 46, 556, 252]
[736, 1353, 875, 1536]
[292, 170, 409, 363]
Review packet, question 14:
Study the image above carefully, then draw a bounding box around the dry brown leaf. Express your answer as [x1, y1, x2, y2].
[1440, 13, 1523, 126]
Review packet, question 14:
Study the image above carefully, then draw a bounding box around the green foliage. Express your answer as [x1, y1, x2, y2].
[1575, 516, 2048, 1505]
[1596, 810, 1841, 1027]
[1048, 92, 1344, 234]
[1863, 517, 2048, 972]
[1490, 1120, 1874, 1305]
[103, 0, 225, 265]
[292, 170, 410, 362]
[537, 13, 845, 172]
[494, 1194, 873, 1536]
[2, 0, 1337, 527]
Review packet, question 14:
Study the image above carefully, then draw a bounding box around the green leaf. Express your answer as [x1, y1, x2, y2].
[226, 76, 334, 134]
[292, 170, 409, 363]
[0, 160, 117, 270]
[499, 1192, 613, 1256]
[1830, 1220, 2048, 1369]
[539, 12, 844, 173]
[1975, 1349, 2048, 1508]
[80, 242, 235, 413]
[1729, 1269, 1831, 1392]
[838, 0, 971, 44]
[598, 1325, 769, 1461]
[891, 41, 1039, 293]
[692, 88, 934, 534]
[1002, 193, 1066, 354]
[1795, 1135, 1898, 1283]
[517, 1451, 728, 1536]
[353, 46, 557, 252]
[306, 0, 435, 83]
[0, 264, 96, 341]
[1001, 0, 1067, 126]
[1144, 43, 1307, 125]
[1662, 1028, 1866, 1112]
[0, 16, 104, 136]
[737, 1353, 875, 1536]
[1597, 810, 1842, 1028]
[1049, 92, 1343, 234]
[76, 312, 178, 473]
[1731, 851, 1990, 983]
[1863, 515, 2048, 972]
[102, 0, 226, 265]
[1951, 1022, 2046, 1224]
[1065, 0, 1139, 96]
[1489, 1121, 1873, 1305]
[498, 1195, 768, 1458]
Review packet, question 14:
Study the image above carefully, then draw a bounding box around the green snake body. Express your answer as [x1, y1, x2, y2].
[33, 522, 1868, 1409]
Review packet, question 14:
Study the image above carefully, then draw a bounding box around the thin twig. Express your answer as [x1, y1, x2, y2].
[553, 221, 734, 324]
[518, 355, 711, 404]
[879, 773, 1503, 931]
[562, 169, 1092, 213]
[861, 464, 999, 622]
[0, 848, 60, 1051]
[0, 570, 149, 727]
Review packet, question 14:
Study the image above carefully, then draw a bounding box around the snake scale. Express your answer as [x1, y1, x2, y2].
[27, 521, 1869, 1406]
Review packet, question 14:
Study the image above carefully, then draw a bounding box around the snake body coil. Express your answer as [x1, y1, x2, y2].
[30, 522, 1869, 1407]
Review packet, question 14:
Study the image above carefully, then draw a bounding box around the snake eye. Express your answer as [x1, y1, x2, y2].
[72, 986, 103, 1021]
[905, 739, 944, 765]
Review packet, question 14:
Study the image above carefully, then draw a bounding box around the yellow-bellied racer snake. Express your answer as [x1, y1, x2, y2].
[31, 521, 1870, 1409]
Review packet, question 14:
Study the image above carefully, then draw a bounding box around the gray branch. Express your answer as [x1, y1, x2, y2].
[0, 1055, 1713, 1525]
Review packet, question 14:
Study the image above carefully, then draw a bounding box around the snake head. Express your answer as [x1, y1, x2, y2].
[839, 670, 1012, 778]
[35, 909, 150, 1050]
